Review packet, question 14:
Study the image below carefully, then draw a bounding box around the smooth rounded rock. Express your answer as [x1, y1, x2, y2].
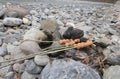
[104, 45, 120, 65]
[0, 23, 6, 32]
[20, 25, 30, 29]
[30, 10, 38, 15]
[0, 66, 11, 76]
[0, 46, 8, 56]
[6, 6, 29, 18]
[0, 39, 3, 46]
[13, 63, 25, 73]
[0, 56, 4, 63]
[0, 9, 6, 18]
[40, 59, 101, 79]
[63, 27, 84, 39]
[3, 17, 22, 26]
[25, 60, 43, 74]
[5, 71, 15, 79]
[22, 18, 31, 25]
[34, 55, 50, 66]
[5, 12, 18, 18]
[23, 28, 47, 43]
[19, 41, 42, 55]
[103, 66, 120, 79]
[7, 44, 26, 59]
[21, 71, 38, 79]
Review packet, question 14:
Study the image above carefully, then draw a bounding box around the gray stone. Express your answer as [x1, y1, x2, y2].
[110, 45, 120, 53]
[6, 6, 29, 18]
[32, 16, 39, 22]
[107, 53, 120, 65]
[13, 63, 25, 73]
[0, 66, 11, 76]
[0, 56, 4, 63]
[7, 44, 26, 59]
[111, 35, 119, 43]
[32, 21, 41, 29]
[40, 59, 101, 79]
[48, 15, 55, 19]
[25, 60, 43, 74]
[0, 39, 3, 46]
[95, 37, 112, 45]
[76, 24, 93, 32]
[0, 8, 6, 18]
[0, 23, 7, 32]
[30, 10, 38, 15]
[0, 46, 8, 56]
[19, 41, 42, 55]
[104, 46, 120, 65]
[3, 17, 22, 26]
[6, 29, 19, 34]
[103, 66, 120, 79]
[103, 48, 111, 59]
[3, 35, 18, 44]
[7, 44, 16, 54]
[34, 55, 50, 66]
[12, 41, 21, 46]
[44, 8, 50, 14]
[108, 28, 118, 35]
[5, 71, 15, 79]
[21, 71, 38, 79]
[5, 12, 18, 18]
[20, 25, 30, 29]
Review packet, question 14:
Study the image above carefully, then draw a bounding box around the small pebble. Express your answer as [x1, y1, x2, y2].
[5, 71, 15, 79]
[34, 55, 50, 66]
[13, 63, 25, 73]
[21, 71, 38, 79]
[25, 60, 43, 74]
[0, 46, 8, 56]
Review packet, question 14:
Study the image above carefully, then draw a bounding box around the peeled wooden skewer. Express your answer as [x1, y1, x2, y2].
[74, 40, 93, 49]
[60, 39, 80, 45]
[59, 39, 93, 49]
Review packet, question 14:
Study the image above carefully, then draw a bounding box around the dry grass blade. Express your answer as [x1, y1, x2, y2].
[0, 46, 75, 69]
[0, 45, 68, 64]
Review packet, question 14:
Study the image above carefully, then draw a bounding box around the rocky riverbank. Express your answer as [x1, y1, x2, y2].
[0, 1, 120, 79]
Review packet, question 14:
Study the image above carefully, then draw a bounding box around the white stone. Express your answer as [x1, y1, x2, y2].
[65, 22, 75, 28]
[23, 18, 30, 25]
[34, 55, 50, 66]
[23, 28, 47, 43]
